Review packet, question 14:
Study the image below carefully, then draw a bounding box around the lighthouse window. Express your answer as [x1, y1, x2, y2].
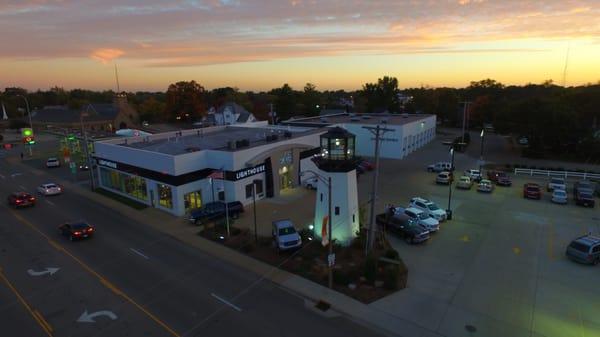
[320, 193, 323, 202]
[335, 207, 340, 215]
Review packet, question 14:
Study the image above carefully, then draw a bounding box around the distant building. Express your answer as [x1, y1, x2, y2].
[30, 94, 139, 131]
[203, 102, 256, 126]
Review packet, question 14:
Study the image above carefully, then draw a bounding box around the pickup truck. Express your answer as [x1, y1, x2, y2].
[376, 212, 430, 244]
[188, 201, 244, 224]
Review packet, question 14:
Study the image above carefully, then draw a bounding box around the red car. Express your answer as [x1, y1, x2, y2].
[7, 192, 36, 208]
[58, 222, 95, 241]
[359, 160, 376, 171]
[523, 183, 542, 199]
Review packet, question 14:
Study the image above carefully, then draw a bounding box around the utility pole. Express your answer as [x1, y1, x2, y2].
[80, 111, 95, 190]
[327, 176, 333, 289]
[460, 101, 471, 144]
[269, 103, 276, 125]
[17, 95, 33, 156]
[363, 124, 396, 254]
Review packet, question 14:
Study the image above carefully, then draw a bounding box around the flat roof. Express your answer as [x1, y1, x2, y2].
[119, 126, 321, 155]
[283, 113, 434, 126]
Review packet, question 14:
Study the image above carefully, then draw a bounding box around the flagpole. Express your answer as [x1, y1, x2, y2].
[223, 169, 230, 237]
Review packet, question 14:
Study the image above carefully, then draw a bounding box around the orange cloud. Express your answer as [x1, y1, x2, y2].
[90, 48, 124, 64]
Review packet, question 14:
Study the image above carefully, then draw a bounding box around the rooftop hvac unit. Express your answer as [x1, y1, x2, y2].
[350, 117, 360, 122]
[283, 131, 292, 138]
[362, 115, 371, 119]
[381, 118, 388, 124]
[227, 141, 237, 150]
[401, 113, 409, 118]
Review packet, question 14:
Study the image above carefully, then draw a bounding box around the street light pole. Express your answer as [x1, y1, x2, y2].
[80, 112, 95, 190]
[253, 182, 258, 244]
[447, 147, 455, 219]
[17, 95, 33, 156]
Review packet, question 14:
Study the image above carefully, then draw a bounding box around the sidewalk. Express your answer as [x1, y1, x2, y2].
[5, 155, 435, 337]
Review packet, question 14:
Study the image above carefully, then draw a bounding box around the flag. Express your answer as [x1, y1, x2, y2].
[208, 170, 224, 180]
[321, 215, 329, 247]
[1, 103, 7, 120]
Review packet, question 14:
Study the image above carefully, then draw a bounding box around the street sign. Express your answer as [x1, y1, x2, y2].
[327, 253, 335, 267]
[69, 162, 77, 174]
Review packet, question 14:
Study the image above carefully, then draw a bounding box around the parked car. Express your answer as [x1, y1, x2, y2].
[547, 177, 566, 192]
[477, 179, 494, 193]
[272, 219, 302, 252]
[551, 189, 568, 204]
[7, 192, 36, 208]
[359, 160, 375, 171]
[188, 201, 244, 224]
[46, 157, 60, 168]
[395, 207, 440, 232]
[574, 190, 595, 208]
[436, 171, 453, 185]
[301, 177, 319, 190]
[409, 197, 447, 222]
[518, 136, 529, 145]
[574, 180, 595, 195]
[487, 170, 512, 186]
[376, 212, 430, 244]
[356, 164, 365, 175]
[37, 183, 62, 196]
[523, 183, 542, 200]
[464, 169, 482, 182]
[58, 222, 95, 241]
[456, 176, 473, 190]
[427, 162, 453, 173]
[565, 235, 600, 265]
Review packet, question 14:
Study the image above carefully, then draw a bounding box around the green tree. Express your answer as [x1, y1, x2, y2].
[165, 81, 206, 122]
[361, 76, 400, 113]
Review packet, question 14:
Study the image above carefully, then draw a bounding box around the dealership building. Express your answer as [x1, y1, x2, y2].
[93, 113, 436, 216]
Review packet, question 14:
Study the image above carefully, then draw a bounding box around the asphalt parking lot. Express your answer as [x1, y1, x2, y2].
[365, 131, 600, 337]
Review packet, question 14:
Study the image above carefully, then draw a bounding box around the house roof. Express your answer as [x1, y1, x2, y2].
[216, 102, 253, 123]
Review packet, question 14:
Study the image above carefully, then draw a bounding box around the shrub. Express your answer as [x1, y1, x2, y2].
[333, 270, 351, 286]
[240, 241, 255, 253]
[383, 265, 399, 290]
[384, 248, 400, 260]
[230, 227, 242, 236]
[364, 254, 377, 285]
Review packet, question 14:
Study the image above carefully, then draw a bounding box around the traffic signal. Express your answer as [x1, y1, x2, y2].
[67, 134, 76, 141]
[21, 128, 35, 144]
[23, 136, 35, 145]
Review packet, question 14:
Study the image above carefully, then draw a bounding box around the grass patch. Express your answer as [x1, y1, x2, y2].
[94, 188, 148, 210]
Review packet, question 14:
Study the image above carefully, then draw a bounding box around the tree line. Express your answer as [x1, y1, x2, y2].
[2, 77, 599, 160]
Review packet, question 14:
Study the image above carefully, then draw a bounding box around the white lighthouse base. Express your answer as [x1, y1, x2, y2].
[313, 169, 359, 246]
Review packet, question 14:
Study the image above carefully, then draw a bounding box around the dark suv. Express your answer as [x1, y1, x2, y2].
[7, 192, 36, 208]
[566, 235, 600, 265]
[487, 170, 512, 186]
[574, 190, 595, 207]
[376, 212, 430, 244]
[188, 201, 244, 224]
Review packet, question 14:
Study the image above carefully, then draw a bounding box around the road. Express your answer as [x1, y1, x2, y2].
[0, 153, 381, 337]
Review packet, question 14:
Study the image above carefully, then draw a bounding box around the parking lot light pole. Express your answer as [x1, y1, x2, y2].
[80, 112, 95, 190]
[252, 180, 258, 244]
[447, 147, 455, 219]
[479, 129, 485, 174]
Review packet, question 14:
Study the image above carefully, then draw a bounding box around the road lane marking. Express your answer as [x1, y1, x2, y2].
[460, 235, 470, 242]
[44, 200, 55, 206]
[77, 310, 117, 323]
[512, 247, 521, 255]
[129, 248, 150, 260]
[33, 310, 54, 333]
[19, 185, 27, 190]
[0, 267, 54, 337]
[28, 268, 60, 276]
[0, 173, 5, 179]
[210, 293, 242, 312]
[4, 206, 181, 337]
[11, 172, 23, 178]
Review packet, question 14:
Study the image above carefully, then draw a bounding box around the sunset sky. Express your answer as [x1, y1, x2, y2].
[1, 0, 599, 92]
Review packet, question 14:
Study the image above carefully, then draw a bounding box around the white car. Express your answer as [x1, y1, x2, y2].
[464, 169, 482, 182]
[37, 183, 62, 196]
[46, 157, 60, 168]
[427, 162, 453, 173]
[477, 179, 494, 193]
[436, 171, 453, 185]
[409, 197, 447, 222]
[301, 177, 319, 190]
[547, 177, 566, 192]
[551, 189, 568, 204]
[396, 207, 440, 232]
[456, 176, 473, 189]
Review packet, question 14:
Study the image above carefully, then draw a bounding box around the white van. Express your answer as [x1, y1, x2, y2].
[427, 162, 453, 173]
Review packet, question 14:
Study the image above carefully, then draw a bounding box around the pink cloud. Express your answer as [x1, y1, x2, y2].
[90, 48, 124, 64]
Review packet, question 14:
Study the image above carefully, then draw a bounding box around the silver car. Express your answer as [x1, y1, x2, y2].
[37, 183, 63, 196]
[551, 189, 567, 204]
[477, 179, 493, 193]
[566, 235, 600, 265]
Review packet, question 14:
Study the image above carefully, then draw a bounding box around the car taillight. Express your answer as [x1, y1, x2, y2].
[15, 199, 21, 203]
[74, 231, 82, 236]
[29, 197, 35, 201]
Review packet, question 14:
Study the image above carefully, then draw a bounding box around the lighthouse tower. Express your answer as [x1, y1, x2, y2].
[313, 127, 359, 246]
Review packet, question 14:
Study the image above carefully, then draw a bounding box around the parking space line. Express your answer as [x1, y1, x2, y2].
[0, 173, 5, 179]
[547, 222, 555, 260]
[0, 267, 54, 337]
[19, 185, 27, 191]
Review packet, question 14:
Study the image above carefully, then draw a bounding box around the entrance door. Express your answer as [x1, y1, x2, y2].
[184, 190, 202, 212]
[279, 165, 294, 190]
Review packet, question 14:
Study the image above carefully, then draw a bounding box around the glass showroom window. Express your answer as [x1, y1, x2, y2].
[157, 184, 173, 209]
[100, 167, 122, 191]
[124, 175, 147, 201]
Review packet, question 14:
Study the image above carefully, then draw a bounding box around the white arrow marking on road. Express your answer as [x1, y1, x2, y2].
[0, 174, 5, 179]
[129, 248, 149, 260]
[211, 293, 242, 312]
[27, 268, 60, 276]
[77, 310, 118, 323]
